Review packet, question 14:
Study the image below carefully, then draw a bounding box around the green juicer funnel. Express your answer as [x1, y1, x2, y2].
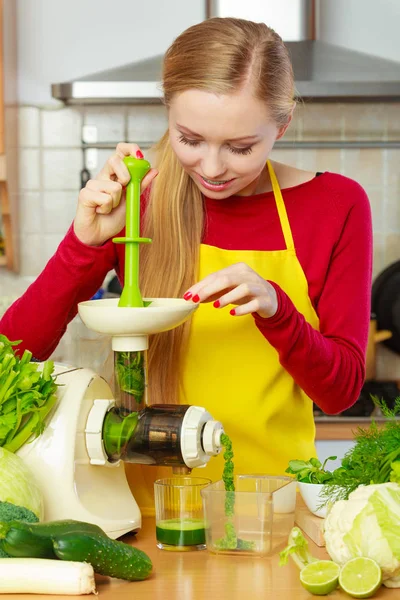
[113, 156, 151, 307]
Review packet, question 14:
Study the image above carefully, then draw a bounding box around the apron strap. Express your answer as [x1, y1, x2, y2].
[267, 160, 295, 251]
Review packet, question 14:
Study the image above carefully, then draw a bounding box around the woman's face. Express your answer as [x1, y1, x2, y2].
[168, 87, 288, 198]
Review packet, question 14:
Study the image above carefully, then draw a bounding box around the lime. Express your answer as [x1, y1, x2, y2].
[338, 557, 382, 599]
[300, 560, 340, 595]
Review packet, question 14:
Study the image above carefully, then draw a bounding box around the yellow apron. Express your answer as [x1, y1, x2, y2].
[125, 161, 319, 515]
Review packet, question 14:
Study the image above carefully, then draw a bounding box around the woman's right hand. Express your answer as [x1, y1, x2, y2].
[73, 142, 158, 246]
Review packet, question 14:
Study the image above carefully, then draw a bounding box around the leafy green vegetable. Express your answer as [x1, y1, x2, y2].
[319, 396, 400, 506]
[0, 447, 43, 519]
[285, 456, 337, 483]
[390, 461, 400, 484]
[0, 501, 39, 524]
[114, 351, 146, 410]
[0, 335, 58, 452]
[279, 527, 318, 569]
[324, 482, 400, 588]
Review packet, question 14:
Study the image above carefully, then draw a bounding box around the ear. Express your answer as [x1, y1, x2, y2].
[276, 105, 296, 140]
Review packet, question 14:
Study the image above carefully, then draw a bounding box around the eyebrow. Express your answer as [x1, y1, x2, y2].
[176, 123, 260, 143]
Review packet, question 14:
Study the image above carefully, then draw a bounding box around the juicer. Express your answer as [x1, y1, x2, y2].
[16, 157, 224, 539]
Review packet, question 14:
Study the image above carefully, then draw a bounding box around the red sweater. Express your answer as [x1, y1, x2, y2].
[0, 172, 372, 415]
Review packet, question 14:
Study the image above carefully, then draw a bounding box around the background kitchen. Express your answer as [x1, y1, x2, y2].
[1, 0, 400, 466]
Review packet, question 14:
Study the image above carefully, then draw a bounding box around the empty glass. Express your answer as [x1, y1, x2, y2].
[154, 477, 211, 551]
[201, 475, 296, 556]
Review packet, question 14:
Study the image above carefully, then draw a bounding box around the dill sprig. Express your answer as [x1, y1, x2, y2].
[319, 396, 400, 506]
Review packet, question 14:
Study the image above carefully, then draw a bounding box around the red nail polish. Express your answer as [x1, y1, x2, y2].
[192, 294, 200, 303]
[230, 308, 236, 316]
[183, 292, 192, 300]
[136, 150, 144, 159]
[213, 300, 220, 308]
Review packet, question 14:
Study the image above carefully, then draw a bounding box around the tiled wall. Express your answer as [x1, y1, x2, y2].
[3, 101, 400, 378]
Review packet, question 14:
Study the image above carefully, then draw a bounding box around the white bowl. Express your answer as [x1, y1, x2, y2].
[297, 482, 327, 518]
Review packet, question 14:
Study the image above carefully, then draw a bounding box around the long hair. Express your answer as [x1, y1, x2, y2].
[140, 17, 295, 404]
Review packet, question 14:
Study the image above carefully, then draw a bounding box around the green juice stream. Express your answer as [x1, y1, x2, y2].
[215, 433, 255, 551]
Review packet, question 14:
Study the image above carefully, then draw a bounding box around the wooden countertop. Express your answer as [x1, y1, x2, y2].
[3, 517, 395, 600]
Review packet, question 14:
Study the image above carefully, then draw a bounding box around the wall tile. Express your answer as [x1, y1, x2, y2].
[84, 106, 127, 142]
[301, 103, 344, 141]
[19, 149, 40, 190]
[18, 107, 40, 147]
[367, 186, 385, 234]
[42, 149, 83, 190]
[42, 191, 78, 234]
[343, 104, 387, 141]
[19, 192, 42, 234]
[385, 185, 400, 234]
[20, 233, 44, 276]
[42, 233, 65, 263]
[384, 233, 400, 266]
[386, 149, 400, 188]
[41, 108, 82, 147]
[127, 105, 168, 143]
[342, 149, 384, 189]
[269, 149, 301, 168]
[372, 232, 386, 280]
[282, 105, 303, 142]
[296, 149, 342, 174]
[384, 103, 400, 140]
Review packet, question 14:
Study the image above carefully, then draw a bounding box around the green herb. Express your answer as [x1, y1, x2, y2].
[114, 351, 146, 410]
[319, 396, 400, 506]
[0, 335, 58, 453]
[285, 456, 337, 483]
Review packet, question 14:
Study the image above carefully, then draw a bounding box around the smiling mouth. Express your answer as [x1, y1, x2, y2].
[203, 177, 230, 185]
[199, 175, 235, 186]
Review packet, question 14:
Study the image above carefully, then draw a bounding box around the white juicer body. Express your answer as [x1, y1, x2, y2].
[17, 366, 140, 539]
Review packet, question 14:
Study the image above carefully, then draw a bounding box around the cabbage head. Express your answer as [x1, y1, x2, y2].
[324, 482, 400, 588]
[0, 447, 43, 519]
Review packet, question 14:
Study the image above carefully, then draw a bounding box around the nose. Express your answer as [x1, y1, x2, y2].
[201, 149, 226, 180]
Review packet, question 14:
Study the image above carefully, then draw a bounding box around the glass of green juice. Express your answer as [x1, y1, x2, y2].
[154, 477, 211, 551]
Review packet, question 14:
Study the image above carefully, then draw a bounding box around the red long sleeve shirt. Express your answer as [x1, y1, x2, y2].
[0, 172, 372, 414]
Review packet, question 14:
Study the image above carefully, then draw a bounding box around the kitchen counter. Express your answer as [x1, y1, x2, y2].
[3, 517, 395, 600]
[315, 417, 390, 440]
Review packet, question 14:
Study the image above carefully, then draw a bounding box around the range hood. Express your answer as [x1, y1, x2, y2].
[52, 0, 400, 104]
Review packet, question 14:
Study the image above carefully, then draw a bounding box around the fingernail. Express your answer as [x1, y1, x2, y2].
[192, 294, 200, 303]
[183, 292, 192, 300]
[213, 300, 220, 308]
[230, 308, 236, 316]
[136, 150, 144, 159]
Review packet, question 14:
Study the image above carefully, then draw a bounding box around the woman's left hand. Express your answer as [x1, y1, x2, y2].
[183, 262, 278, 319]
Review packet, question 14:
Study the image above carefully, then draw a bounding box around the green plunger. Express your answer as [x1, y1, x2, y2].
[113, 156, 152, 307]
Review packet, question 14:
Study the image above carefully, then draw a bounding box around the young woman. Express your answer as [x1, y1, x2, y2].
[1, 18, 372, 511]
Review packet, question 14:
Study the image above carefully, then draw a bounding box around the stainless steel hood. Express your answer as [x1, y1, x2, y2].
[52, 0, 400, 104]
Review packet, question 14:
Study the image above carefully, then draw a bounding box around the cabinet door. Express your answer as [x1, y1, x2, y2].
[0, 0, 18, 270]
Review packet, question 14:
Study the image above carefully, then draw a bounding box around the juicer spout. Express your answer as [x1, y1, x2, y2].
[172, 466, 192, 475]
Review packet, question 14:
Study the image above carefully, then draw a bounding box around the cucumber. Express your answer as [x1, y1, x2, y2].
[1, 519, 107, 559]
[53, 531, 153, 581]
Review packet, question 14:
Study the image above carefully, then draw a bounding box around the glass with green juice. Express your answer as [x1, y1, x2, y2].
[154, 477, 211, 551]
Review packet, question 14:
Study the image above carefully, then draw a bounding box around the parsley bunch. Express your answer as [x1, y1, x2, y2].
[0, 334, 58, 452]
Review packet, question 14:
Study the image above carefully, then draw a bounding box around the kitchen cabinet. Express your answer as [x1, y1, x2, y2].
[0, 0, 18, 270]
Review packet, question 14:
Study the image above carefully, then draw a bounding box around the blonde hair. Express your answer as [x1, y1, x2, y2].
[140, 17, 295, 404]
